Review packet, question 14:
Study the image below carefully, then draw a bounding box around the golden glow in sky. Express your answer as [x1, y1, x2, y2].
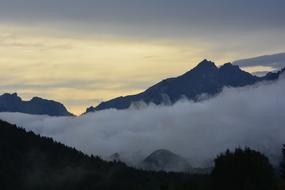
[0, 25, 275, 114]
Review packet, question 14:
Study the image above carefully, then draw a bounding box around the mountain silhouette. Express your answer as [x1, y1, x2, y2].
[85, 59, 284, 113]
[140, 149, 191, 172]
[0, 93, 73, 116]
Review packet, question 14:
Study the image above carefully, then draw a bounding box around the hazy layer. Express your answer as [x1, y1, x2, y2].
[0, 76, 284, 167]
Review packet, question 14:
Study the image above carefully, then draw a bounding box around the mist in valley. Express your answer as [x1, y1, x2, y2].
[0, 76, 284, 168]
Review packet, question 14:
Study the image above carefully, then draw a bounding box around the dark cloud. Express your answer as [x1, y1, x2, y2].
[233, 52, 285, 70]
[0, 0, 285, 34]
[0, 76, 284, 168]
[0, 0, 284, 57]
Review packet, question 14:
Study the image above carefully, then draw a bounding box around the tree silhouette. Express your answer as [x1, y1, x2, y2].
[212, 148, 275, 190]
[0, 120, 209, 190]
[280, 145, 285, 179]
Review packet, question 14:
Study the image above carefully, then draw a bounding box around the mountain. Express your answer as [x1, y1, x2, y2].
[140, 149, 191, 172]
[85, 60, 285, 113]
[0, 120, 210, 190]
[0, 93, 73, 116]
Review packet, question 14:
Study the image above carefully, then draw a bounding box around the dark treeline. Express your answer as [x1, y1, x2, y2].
[0, 120, 285, 190]
[0, 120, 209, 190]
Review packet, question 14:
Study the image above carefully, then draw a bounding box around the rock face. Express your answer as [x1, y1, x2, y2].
[140, 149, 191, 172]
[85, 59, 284, 114]
[0, 93, 73, 116]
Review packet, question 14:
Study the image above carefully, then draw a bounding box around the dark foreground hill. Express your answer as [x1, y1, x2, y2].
[0, 93, 73, 116]
[1, 120, 284, 190]
[85, 60, 285, 113]
[0, 120, 210, 190]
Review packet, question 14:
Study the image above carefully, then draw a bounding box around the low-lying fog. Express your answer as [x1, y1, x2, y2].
[0, 76, 284, 168]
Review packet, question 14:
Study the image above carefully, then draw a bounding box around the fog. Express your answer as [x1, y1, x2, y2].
[0, 76, 284, 168]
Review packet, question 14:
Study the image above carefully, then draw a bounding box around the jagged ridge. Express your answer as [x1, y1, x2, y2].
[85, 59, 284, 113]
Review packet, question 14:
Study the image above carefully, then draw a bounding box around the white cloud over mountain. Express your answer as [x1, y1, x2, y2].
[0, 75, 284, 168]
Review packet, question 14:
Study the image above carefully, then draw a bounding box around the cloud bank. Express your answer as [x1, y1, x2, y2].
[0, 76, 285, 168]
[234, 52, 285, 72]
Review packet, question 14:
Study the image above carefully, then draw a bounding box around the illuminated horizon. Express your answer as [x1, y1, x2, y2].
[0, 1, 285, 114]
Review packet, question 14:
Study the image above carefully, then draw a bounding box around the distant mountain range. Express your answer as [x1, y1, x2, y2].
[0, 59, 284, 116]
[85, 59, 285, 114]
[0, 93, 73, 116]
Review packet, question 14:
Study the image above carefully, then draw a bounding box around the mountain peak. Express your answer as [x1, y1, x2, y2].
[0, 93, 73, 116]
[3, 92, 18, 97]
[219, 62, 240, 71]
[86, 106, 96, 113]
[84, 59, 284, 114]
[11, 92, 18, 97]
[196, 59, 217, 68]
[1, 93, 22, 101]
[31, 97, 44, 102]
[191, 59, 218, 73]
[149, 149, 175, 157]
[141, 149, 191, 172]
[221, 62, 233, 67]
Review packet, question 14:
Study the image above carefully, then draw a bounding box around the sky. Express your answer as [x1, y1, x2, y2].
[0, 0, 285, 114]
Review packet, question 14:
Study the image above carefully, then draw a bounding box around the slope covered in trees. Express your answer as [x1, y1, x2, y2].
[212, 148, 275, 190]
[0, 120, 210, 190]
[1, 120, 284, 190]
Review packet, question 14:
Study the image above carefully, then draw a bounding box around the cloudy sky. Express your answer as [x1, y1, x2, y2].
[0, 0, 285, 114]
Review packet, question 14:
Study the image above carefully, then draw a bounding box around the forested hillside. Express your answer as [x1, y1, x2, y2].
[1, 120, 284, 190]
[0, 120, 210, 190]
